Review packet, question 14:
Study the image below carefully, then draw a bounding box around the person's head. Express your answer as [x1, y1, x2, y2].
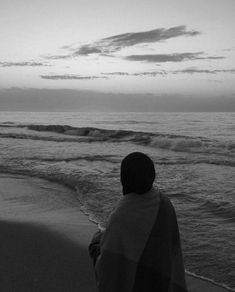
[120, 152, 155, 195]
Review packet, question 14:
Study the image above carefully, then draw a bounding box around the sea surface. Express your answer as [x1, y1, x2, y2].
[0, 111, 234, 290]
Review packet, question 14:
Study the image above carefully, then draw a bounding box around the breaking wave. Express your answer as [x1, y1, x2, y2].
[1, 123, 234, 160]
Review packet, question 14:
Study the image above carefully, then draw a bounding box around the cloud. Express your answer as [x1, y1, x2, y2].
[75, 25, 199, 56]
[102, 68, 234, 77]
[102, 25, 199, 45]
[102, 71, 166, 76]
[41, 67, 234, 82]
[133, 72, 167, 76]
[76, 45, 102, 56]
[205, 56, 225, 60]
[46, 25, 200, 59]
[0, 61, 47, 67]
[102, 72, 130, 76]
[41, 74, 108, 80]
[43, 55, 70, 60]
[172, 68, 235, 74]
[125, 52, 224, 63]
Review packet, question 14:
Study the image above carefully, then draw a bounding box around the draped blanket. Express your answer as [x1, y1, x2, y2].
[89, 189, 188, 292]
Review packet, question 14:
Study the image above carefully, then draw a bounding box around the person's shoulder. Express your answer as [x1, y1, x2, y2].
[159, 191, 170, 202]
[159, 191, 176, 213]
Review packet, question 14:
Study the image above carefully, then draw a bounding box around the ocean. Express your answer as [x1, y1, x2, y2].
[0, 111, 234, 290]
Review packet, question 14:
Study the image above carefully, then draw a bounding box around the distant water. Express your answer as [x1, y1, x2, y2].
[0, 111, 234, 290]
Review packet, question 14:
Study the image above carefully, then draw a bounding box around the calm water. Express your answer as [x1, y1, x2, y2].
[0, 111, 234, 290]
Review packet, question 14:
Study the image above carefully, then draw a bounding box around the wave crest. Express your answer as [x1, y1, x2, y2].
[1, 123, 234, 161]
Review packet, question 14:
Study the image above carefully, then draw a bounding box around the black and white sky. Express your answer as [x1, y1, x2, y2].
[0, 0, 235, 111]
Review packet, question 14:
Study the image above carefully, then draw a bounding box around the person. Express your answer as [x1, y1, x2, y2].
[89, 152, 188, 292]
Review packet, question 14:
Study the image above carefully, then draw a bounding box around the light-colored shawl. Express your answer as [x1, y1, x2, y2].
[93, 189, 188, 292]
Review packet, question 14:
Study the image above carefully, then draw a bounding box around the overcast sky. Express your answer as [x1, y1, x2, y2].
[0, 0, 235, 111]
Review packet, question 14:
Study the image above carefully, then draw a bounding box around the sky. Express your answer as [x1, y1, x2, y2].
[0, 0, 235, 111]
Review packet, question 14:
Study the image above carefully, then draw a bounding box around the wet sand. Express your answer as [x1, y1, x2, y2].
[0, 174, 231, 291]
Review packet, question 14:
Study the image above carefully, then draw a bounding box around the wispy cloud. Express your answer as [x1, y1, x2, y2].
[41, 74, 108, 80]
[102, 72, 130, 76]
[41, 68, 234, 82]
[43, 55, 69, 60]
[45, 25, 200, 59]
[125, 52, 224, 63]
[76, 45, 103, 56]
[172, 68, 235, 74]
[102, 71, 166, 76]
[0, 61, 47, 67]
[76, 25, 200, 55]
[102, 68, 235, 77]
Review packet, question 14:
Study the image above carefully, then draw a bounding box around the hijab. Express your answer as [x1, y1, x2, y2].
[121, 152, 155, 195]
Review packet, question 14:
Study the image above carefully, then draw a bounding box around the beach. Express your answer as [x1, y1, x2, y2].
[0, 173, 232, 292]
[0, 174, 97, 291]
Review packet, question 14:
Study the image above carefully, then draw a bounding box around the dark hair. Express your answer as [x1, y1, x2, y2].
[120, 152, 155, 195]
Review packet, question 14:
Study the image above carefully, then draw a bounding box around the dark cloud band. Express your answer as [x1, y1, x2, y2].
[0, 61, 47, 67]
[102, 71, 166, 76]
[41, 75, 108, 80]
[172, 68, 235, 74]
[102, 68, 235, 77]
[102, 25, 199, 46]
[125, 52, 224, 63]
[45, 25, 200, 59]
[75, 25, 200, 56]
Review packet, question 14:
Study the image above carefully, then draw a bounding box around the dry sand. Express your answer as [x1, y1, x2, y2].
[0, 174, 231, 291]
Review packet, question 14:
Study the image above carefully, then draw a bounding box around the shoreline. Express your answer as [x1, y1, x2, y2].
[0, 173, 233, 291]
[186, 271, 234, 292]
